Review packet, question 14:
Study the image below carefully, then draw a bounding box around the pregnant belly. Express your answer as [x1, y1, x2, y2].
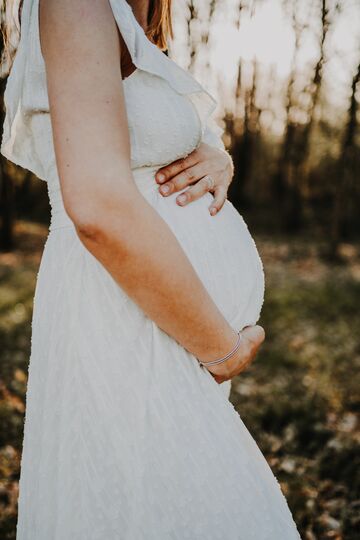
[134, 167, 265, 331]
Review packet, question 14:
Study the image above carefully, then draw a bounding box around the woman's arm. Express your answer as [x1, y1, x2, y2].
[40, 0, 262, 370]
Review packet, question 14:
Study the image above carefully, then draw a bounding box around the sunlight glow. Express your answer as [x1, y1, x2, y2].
[171, 0, 360, 114]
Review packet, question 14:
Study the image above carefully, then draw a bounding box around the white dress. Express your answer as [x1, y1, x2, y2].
[1, 1, 301, 538]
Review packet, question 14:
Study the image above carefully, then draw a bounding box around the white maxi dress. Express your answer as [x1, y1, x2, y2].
[1, 1, 301, 539]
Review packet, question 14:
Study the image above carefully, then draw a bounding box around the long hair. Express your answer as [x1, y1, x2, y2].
[147, 0, 173, 51]
[1, 0, 173, 76]
[0, 0, 22, 75]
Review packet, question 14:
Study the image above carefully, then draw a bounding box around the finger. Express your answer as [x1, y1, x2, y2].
[236, 334, 264, 374]
[208, 185, 228, 216]
[209, 371, 228, 384]
[242, 325, 266, 346]
[155, 152, 199, 184]
[175, 175, 214, 206]
[229, 328, 264, 375]
[236, 354, 256, 375]
[159, 163, 206, 197]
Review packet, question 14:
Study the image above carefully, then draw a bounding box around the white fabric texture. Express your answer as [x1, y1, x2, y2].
[1, 1, 301, 539]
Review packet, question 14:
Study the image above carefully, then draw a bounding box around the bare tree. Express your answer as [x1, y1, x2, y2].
[298, 0, 330, 167]
[0, 2, 17, 251]
[226, 1, 262, 204]
[272, 0, 331, 232]
[331, 59, 360, 255]
[186, 0, 197, 72]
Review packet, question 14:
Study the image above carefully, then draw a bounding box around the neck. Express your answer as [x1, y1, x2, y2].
[127, 0, 150, 31]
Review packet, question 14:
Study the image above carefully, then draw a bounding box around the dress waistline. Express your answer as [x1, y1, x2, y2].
[48, 165, 161, 232]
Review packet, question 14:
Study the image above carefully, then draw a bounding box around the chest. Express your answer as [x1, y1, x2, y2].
[123, 70, 203, 169]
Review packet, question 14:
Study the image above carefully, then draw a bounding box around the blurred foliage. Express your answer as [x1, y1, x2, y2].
[0, 221, 45, 539]
[170, 0, 360, 254]
[231, 235, 360, 539]
[2, 0, 360, 253]
[0, 223, 359, 539]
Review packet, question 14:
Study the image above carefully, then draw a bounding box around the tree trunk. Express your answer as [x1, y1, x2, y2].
[331, 61, 360, 256]
[0, 74, 16, 251]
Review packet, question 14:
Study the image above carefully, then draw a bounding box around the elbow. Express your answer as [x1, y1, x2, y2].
[63, 188, 140, 242]
[74, 219, 102, 243]
[59, 166, 140, 238]
[64, 198, 103, 240]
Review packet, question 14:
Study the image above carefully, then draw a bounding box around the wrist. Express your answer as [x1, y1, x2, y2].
[202, 353, 237, 377]
[196, 327, 239, 366]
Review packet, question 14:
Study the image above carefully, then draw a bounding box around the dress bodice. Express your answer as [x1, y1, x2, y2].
[20, 65, 206, 187]
[122, 69, 203, 169]
[1, 0, 225, 184]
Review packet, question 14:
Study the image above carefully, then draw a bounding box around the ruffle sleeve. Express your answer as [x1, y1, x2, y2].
[108, 0, 218, 136]
[201, 117, 225, 150]
[1, 0, 219, 180]
[1, 0, 50, 180]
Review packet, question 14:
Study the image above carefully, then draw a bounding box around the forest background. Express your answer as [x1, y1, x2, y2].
[0, 1, 359, 539]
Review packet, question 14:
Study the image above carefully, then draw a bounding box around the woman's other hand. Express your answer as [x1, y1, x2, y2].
[204, 325, 265, 384]
[155, 142, 234, 216]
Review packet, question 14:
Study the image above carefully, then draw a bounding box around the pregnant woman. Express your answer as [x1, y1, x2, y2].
[1, 0, 300, 538]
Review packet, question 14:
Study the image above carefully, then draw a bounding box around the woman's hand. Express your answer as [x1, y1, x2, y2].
[203, 325, 265, 384]
[155, 142, 234, 216]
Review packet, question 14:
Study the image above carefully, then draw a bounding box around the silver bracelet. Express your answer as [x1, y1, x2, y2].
[198, 331, 243, 367]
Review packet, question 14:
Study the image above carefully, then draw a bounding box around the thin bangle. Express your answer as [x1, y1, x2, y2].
[198, 331, 243, 367]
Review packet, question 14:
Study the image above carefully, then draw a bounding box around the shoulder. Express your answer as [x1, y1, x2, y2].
[39, 0, 127, 84]
[39, 0, 118, 49]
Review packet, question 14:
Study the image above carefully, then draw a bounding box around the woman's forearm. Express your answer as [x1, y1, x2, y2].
[72, 182, 238, 363]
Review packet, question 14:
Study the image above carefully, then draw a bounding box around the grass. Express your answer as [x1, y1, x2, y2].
[0, 221, 359, 539]
[230, 236, 360, 539]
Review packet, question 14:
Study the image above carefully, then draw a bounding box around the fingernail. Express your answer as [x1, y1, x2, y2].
[177, 194, 187, 205]
[160, 184, 170, 195]
[210, 207, 217, 216]
[157, 173, 165, 183]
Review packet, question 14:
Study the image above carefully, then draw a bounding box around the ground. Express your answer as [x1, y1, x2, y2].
[0, 221, 359, 539]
